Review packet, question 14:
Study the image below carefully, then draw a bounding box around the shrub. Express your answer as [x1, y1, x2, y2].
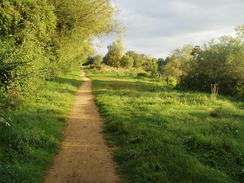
[0, 0, 56, 95]
[0, 0, 116, 97]
[179, 35, 244, 98]
[120, 55, 134, 68]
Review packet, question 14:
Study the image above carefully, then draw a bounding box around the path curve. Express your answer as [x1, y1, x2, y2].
[44, 71, 119, 183]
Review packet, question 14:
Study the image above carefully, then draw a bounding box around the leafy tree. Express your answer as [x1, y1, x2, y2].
[84, 55, 103, 67]
[191, 46, 202, 57]
[143, 58, 159, 76]
[235, 25, 244, 39]
[157, 58, 165, 72]
[104, 37, 124, 67]
[126, 51, 147, 68]
[180, 27, 244, 97]
[50, 0, 116, 74]
[120, 55, 134, 68]
[93, 55, 103, 67]
[0, 0, 116, 96]
[0, 0, 56, 95]
[162, 45, 194, 82]
[84, 56, 95, 66]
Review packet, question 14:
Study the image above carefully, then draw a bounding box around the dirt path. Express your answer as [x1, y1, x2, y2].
[44, 71, 119, 183]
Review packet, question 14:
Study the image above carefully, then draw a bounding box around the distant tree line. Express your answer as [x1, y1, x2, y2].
[87, 26, 244, 98]
[86, 37, 160, 76]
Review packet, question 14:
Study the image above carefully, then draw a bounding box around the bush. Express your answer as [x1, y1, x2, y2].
[234, 83, 244, 99]
[179, 35, 244, 98]
[0, 0, 116, 97]
[120, 55, 134, 68]
[143, 58, 159, 76]
[0, 0, 56, 95]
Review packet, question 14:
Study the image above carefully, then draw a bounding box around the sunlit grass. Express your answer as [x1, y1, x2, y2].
[87, 68, 244, 183]
[0, 69, 82, 183]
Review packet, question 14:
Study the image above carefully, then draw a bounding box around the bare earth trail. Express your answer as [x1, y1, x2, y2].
[44, 71, 119, 183]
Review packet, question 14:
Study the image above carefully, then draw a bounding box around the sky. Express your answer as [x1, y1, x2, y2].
[95, 0, 244, 58]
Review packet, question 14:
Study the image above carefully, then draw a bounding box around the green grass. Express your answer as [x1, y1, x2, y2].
[86, 68, 244, 183]
[0, 69, 82, 183]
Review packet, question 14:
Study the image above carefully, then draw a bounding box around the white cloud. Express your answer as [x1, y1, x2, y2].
[95, 0, 244, 58]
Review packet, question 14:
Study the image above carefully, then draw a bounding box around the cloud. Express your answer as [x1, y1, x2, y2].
[95, 0, 244, 58]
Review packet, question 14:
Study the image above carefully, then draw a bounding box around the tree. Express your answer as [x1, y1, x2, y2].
[0, 0, 116, 96]
[93, 55, 103, 67]
[104, 37, 124, 67]
[179, 29, 244, 97]
[126, 51, 147, 68]
[157, 58, 165, 72]
[120, 55, 134, 68]
[84, 55, 104, 69]
[50, 0, 116, 73]
[0, 0, 56, 94]
[143, 58, 159, 76]
[162, 45, 194, 82]
[191, 46, 202, 57]
[235, 25, 244, 39]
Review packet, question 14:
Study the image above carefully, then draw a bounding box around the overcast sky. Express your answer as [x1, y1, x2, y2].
[95, 0, 244, 58]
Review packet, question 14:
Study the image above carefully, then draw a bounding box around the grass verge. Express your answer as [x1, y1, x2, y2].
[0, 69, 82, 183]
[87, 68, 244, 183]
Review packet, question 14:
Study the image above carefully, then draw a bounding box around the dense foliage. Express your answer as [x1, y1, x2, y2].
[0, 0, 116, 97]
[0, 0, 116, 132]
[103, 37, 124, 67]
[0, 0, 56, 95]
[120, 55, 134, 68]
[164, 27, 244, 97]
[88, 38, 160, 76]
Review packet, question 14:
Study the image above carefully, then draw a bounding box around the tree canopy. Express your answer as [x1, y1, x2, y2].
[0, 0, 116, 96]
[104, 37, 124, 67]
[163, 28, 244, 97]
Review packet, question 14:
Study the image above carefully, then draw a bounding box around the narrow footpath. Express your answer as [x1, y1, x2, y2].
[44, 71, 119, 183]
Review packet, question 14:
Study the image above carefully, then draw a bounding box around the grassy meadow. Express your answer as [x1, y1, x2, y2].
[86, 68, 244, 183]
[0, 69, 82, 183]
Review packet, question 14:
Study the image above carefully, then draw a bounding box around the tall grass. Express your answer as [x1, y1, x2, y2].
[87, 68, 244, 183]
[0, 69, 82, 183]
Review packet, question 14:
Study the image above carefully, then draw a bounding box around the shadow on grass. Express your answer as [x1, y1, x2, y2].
[54, 77, 81, 88]
[92, 79, 169, 94]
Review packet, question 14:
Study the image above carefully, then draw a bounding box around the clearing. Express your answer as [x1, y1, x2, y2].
[86, 68, 244, 183]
